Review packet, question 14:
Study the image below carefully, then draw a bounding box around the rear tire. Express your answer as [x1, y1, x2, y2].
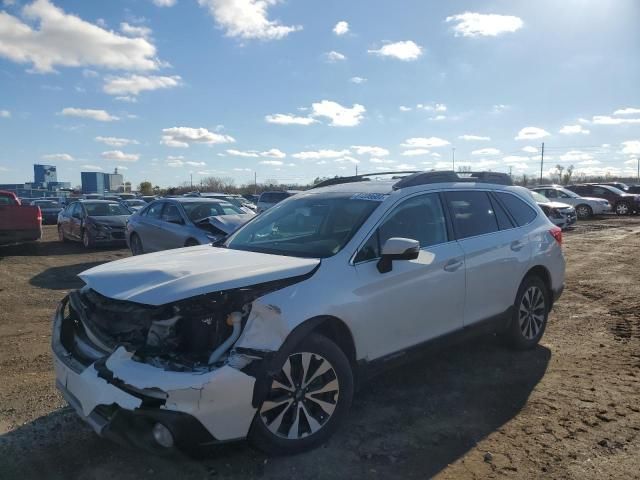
[505, 276, 549, 350]
[615, 202, 631, 216]
[575, 204, 592, 219]
[248, 333, 353, 455]
[184, 238, 199, 247]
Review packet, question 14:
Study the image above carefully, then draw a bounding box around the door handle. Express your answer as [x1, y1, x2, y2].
[510, 240, 524, 252]
[444, 259, 463, 272]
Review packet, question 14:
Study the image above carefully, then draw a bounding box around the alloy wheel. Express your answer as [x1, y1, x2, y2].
[519, 286, 546, 340]
[616, 203, 629, 215]
[576, 205, 591, 219]
[259, 352, 339, 440]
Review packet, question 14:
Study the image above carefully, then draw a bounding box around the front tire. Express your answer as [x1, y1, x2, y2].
[130, 233, 143, 255]
[82, 229, 94, 249]
[249, 334, 353, 455]
[505, 276, 549, 350]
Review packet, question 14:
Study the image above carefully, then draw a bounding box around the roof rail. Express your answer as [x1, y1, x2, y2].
[310, 171, 420, 189]
[393, 170, 513, 189]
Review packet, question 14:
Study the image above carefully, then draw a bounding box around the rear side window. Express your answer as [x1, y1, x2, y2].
[444, 191, 499, 239]
[144, 202, 164, 219]
[495, 192, 537, 227]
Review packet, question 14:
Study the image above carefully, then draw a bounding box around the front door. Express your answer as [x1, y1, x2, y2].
[352, 193, 466, 360]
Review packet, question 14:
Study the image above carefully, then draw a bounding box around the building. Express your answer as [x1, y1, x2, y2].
[33, 164, 57, 187]
[107, 169, 124, 192]
[81, 172, 107, 194]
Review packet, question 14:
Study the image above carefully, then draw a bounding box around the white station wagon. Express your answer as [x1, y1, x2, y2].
[52, 171, 565, 455]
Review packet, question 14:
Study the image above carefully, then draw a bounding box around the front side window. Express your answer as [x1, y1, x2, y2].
[444, 191, 499, 239]
[354, 193, 447, 263]
[161, 204, 183, 223]
[144, 202, 164, 219]
[226, 193, 381, 258]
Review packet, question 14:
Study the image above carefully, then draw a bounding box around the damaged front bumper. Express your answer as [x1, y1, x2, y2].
[52, 296, 258, 451]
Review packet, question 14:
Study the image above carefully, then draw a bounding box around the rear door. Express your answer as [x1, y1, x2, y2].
[69, 203, 85, 240]
[136, 201, 165, 252]
[353, 192, 466, 359]
[443, 190, 532, 327]
[157, 203, 189, 249]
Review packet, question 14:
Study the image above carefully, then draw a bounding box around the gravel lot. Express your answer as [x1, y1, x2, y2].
[1, 221, 639, 479]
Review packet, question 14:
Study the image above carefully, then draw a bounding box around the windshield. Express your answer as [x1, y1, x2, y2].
[530, 191, 549, 203]
[260, 192, 289, 203]
[225, 193, 382, 258]
[84, 202, 130, 216]
[34, 200, 60, 208]
[600, 185, 626, 195]
[182, 201, 245, 221]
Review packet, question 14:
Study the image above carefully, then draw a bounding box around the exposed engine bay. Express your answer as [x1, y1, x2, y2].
[60, 277, 301, 372]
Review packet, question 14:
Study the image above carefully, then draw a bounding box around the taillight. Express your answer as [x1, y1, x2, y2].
[36, 207, 42, 223]
[550, 227, 562, 245]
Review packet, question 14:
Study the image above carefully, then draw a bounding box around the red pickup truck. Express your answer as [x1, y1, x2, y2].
[0, 190, 42, 246]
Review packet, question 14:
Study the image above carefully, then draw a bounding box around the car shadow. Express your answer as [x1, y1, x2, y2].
[0, 335, 550, 479]
[0, 240, 127, 259]
[29, 262, 103, 290]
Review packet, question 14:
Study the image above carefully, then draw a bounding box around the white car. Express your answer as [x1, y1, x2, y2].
[529, 191, 577, 230]
[531, 185, 611, 219]
[52, 171, 565, 455]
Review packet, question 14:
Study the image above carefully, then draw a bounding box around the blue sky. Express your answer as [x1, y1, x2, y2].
[1, 0, 639, 188]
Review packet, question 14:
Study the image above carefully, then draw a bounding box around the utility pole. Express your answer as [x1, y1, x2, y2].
[254, 171, 257, 195]
[355, 164, 358, 176]
[190, 173, 193, 189]
[452, 147, 456, 171]
[637, 157, 639, 182]
[539, 142, 545, 184]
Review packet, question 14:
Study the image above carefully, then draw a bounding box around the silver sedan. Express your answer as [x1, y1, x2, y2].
[126, 197, 255, 255]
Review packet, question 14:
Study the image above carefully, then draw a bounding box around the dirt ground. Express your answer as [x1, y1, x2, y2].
[0, 220, 639, 479]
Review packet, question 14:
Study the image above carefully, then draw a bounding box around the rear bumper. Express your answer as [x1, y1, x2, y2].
[0, 228, 41, 245]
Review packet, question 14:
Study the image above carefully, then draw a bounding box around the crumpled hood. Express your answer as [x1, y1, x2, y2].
[205, 213, 255, 234]
[79, 245, 319, 305]
[88, 215, 129, 227]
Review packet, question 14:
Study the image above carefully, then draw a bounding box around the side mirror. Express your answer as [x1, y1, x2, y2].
[377, 237, 420, 273]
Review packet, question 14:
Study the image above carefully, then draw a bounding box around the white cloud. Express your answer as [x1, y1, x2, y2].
[350, 76, 366, 84]
[61, 107, 118, 122]
[368, 40, 423, 61]
[161, 127, 235, 148]
[95, 136, 139, 147]
[259, 160, 284, 166]
[502, 155, 530, 164]
[166, 155, 184, 167]
[233, 167, 252, 172]
[265, 113, 316, 125]
[311, 100, 365, 127]
[103, 74, 181, 96]
[558, 150, 594, 162]
[0, 0, 160, 73]
[334, 156, 360, 164]
[446, 12, 523, 37]
[369, 158, 395, 164]
[399, 106, 412, 112]
[333, 21, 349, 36]
[81, 164, 103, 171]
[491, 104, 509, 113]
[401, 149, 430, 156]
[416, 103, 447, 112]
[458, 134, 490, 141]
[515, 126, 550, 140]
[559, 124, 590, 135]
[292, 149, 350, 160]
[471, 147, 501, 156]
[186, 161, 206, 166]
[101, 150, 139, 162]
[226, 148, 285, 158]
[351, 145, 389, 157]
[325, 50, 346, 62]
[613, 107, 640, 116]
[522, 146, 538, 153]
[153, 0, 177, 6]
[591, 115, 640, 125]
[197, 0, 301, 41]
[42, 153, 73, 161]
[114, 96, 137, 103]
[120, 22, 152, 39]
[0, 109, 10, 118]
[396, 163, 417, 170]
[621, 140, 640, 155]
[401, 137, 450, 148]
